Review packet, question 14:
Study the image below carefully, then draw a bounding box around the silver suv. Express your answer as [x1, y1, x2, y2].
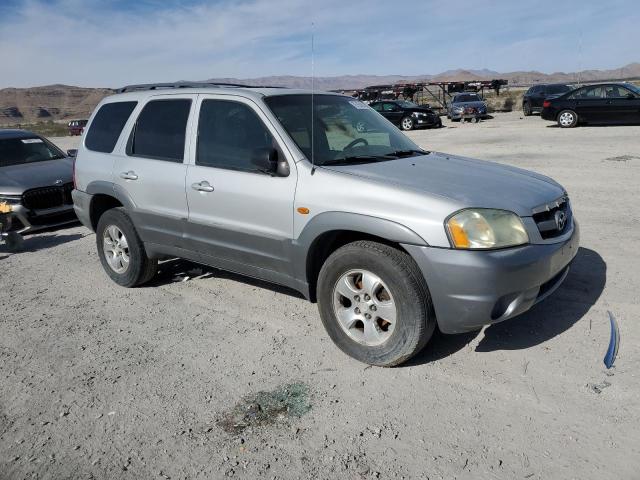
[72, 82, 579, 366]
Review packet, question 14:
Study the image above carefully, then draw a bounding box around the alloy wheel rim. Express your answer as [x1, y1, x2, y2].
[332, 269, 397, 346]
[103, 225, 130, 274]
[402, 118, 412, 130]
[559, 112, 574, 126]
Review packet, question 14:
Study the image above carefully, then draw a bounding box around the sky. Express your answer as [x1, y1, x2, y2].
[0, 0, 638, 88]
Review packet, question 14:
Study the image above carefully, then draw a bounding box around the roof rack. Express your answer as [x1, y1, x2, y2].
[115, 82, 287, 93]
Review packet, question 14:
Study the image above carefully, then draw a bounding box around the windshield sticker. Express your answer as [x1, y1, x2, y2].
[349, 100, 369, 110]
[21, 138, 43, 144]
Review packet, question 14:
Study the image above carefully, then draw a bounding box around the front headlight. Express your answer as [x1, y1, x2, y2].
[452, 106, 464, 112]
[446, 209, 529, 249]
[412, 112, 426, 117]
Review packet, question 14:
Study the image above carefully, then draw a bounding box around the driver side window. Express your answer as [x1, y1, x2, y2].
[382, 103, 397, 112]
[196, 100, 276, 172]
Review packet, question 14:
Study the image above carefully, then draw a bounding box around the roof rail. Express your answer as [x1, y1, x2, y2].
[115, 82, 286, 93]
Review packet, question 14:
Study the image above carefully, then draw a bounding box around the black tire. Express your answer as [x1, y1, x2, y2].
[557, 109, 578, 128]
[523, 102, 532, 116]
[96, 208, 157, 287]
[400, 116, 414, 131]
[316, 241, 436, 367]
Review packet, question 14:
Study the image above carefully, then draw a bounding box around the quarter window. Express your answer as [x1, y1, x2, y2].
[196, 100, 276, 172]
[85, 101, 137, 153]
[128, 99, 191, 162]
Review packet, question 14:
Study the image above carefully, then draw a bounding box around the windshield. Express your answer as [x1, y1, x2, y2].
[264, 94, 425, 166]
[547, 85, 572, 94]
[0, 136, 66, 167]
[626, 83, 640, 95]
[454, 94, 481, 103]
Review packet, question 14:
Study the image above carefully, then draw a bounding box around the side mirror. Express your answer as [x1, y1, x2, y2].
[251, 148, 289, 177]
[67, 149, 77, 158]
[626, 93, 635, 99]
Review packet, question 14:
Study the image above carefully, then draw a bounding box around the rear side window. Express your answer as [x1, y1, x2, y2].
[196, 100, 275, 172]
[85, 101, 137, 153]
[128, 99, 191, 162]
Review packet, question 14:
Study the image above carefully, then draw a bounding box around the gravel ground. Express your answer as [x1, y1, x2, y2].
[1, 112, 639, 479]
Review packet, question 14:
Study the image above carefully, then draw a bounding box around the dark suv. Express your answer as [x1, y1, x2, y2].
[369, 100, 441, 131]
[522, 84, 572, 116]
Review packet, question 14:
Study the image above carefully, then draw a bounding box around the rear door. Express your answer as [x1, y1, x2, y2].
[573, 86, 607, 122]
[184, 94, 297, 277]
[112, 95, 195, 247]
[530, 86, 545, 109]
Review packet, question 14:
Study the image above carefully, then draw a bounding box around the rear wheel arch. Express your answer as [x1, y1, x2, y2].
[89, 194, 123, 230]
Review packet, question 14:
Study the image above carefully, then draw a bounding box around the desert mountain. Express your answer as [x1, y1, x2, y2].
[1, 63, 638, 125]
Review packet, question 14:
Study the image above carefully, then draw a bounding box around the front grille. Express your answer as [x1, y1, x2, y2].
[22, 183, 74, 210]
[532, 196, 572, 239]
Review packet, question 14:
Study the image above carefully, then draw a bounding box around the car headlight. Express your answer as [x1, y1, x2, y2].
[452, 106, 464, 112]
[446, 209, 529, 249]
[0, 195, 21, 205]
[412, 112, 426, 117]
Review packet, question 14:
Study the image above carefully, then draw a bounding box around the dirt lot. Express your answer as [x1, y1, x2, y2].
[1, 112, 639, 479]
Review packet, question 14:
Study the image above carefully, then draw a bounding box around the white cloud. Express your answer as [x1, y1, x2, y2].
[0, 0, 637, 87]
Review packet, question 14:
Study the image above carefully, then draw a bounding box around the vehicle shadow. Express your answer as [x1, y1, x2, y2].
[475, 247, 605, 352]
[0, 229, 84, 255]
[405, 247, 604, 365]
[149, 258, 306, 299]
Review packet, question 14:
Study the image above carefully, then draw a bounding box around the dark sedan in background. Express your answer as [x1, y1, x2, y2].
[369, 100, 442, 131]
[542, 83, 640, 128]
[522, 83, 572, 115]
[0, 129, 76, 232]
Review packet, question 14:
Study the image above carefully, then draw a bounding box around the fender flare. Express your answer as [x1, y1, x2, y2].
[86, 181, 137, 211]
[291, 211, 428, 296]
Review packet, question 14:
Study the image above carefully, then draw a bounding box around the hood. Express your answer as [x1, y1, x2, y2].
[452, 101, 486, 109]
[408, 107, 435, 115]
[322, 153, 564, 217]
[0, 157, 73, 196]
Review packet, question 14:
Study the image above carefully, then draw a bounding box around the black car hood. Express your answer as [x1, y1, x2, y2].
[0, 157, 73, 196]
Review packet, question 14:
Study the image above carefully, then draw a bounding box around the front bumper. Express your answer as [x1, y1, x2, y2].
[414, 115, 441, 127]
[9, 204, 76, 234]
[403, 221, 580, 334]
[71, 189, 94, 231]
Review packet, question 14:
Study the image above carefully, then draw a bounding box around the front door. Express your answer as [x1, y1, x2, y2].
[603, 85, 640, 124]
[184, 95, 297, 278]
[112, 95, 195, 247]
[382, 103, 404, 125]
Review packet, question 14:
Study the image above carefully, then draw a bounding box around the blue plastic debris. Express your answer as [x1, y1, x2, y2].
[604, 311, 619, 369]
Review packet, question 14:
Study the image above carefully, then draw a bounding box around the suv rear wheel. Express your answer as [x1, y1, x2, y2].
[523, 102, 532, 116]
[96, 208, 157, 287]
[317, 241, 435, 366]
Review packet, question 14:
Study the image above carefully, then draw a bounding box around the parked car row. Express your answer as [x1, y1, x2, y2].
[524, 82, 640, 128]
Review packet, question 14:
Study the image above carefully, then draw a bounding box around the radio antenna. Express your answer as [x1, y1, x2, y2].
[310, 20, 316, 174]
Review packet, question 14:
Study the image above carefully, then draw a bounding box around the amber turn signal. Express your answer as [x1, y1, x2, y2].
[297, 207, 310, 215]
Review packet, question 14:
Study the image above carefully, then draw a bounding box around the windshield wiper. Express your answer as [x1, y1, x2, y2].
[320, 155, 397, 166]
[385, 149, 430, 157]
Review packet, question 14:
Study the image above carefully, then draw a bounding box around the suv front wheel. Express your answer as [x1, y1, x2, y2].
[317, 241, 435, 366]
[96, 208, 158, 287]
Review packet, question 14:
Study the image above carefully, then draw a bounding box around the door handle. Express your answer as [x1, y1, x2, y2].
[120, 171, 138, 180]
[191, 181, 214, 192]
